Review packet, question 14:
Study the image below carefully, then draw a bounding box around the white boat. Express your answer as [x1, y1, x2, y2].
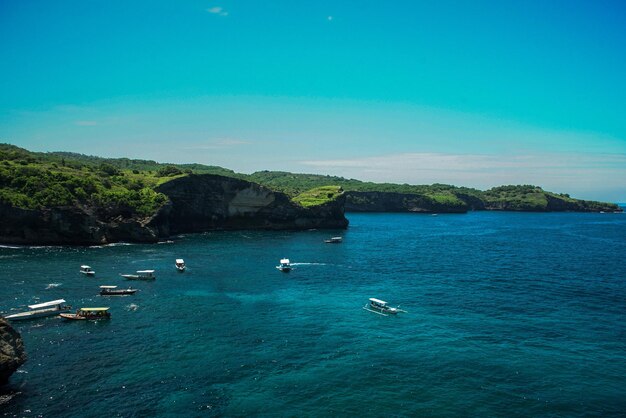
[276, 258, 292, 272]
[99, 285, 137, 296]
[324, 236, 343, 244]
[175, 259, 186, 272]
[120, 270, 156, 280]
[363, 298, 407, 316]
[5, 299, 72, 321]
[80, 265, 95, 276]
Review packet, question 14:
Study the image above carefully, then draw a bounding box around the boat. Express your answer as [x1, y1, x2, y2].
[80, 265, 95, 276]
[175, 259, 186, 272]
[120, 270, 156, 280]
[99, 285, 137, 296]
[324, 236, 343, 244]
[5, 299, 71, 321]
[276, 258, 292, 272]
[363, 298, 407, 316]
[60, 307, 111, 320]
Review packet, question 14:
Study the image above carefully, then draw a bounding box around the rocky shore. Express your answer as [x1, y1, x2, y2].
[0, 318, 26, 385]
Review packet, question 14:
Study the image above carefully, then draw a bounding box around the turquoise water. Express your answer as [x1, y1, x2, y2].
[1, 211, 625, 417]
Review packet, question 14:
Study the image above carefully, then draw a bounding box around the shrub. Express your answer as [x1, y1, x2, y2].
[156, 165, 183, 177]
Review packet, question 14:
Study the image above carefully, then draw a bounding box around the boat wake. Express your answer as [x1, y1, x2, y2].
[45, 283, 62, 289]
[0, 245, 21, 249]
[289, 262, 327, 266]
[89, 242, 135, 248]
[157, 240, 174, 244]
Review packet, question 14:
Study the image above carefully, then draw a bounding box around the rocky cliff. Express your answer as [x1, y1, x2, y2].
[0, 318, 26, 385]
[0, 175, 347, 245]
[345, 191, 468, 213]
[343, 190, 620, 213]
[156, 174, 348, 233]
[482, 193, 620, 212]
[0, 201, 169, 245]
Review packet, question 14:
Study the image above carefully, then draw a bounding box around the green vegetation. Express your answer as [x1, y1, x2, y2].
[0, 144, 171, 216]
[483, 185, 550, 210]
[292, 186, 344, 207]
[249, 171, 619, 212]
[0, 144, 619, 214]
[249, 171, 475, 208]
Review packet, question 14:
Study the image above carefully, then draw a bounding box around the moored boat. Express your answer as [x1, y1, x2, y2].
[324, 236, 343, 244]
[99, 285, 137, 296]
[60, 307, 111, 320]
[276, 258, 292, 272]
[363, 298, 407, 316]
[175, 259, 186, 272]
[80, 265, 95, 276]
[5, 299, 71, 321]
[120, 270, 156, 280]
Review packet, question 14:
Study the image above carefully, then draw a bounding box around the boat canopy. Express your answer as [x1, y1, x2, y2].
[80, 265, 91, 269]
[99, 286, 118, 289]
[28, 299, 66, 309]
[280, 259, 290, 264]
[80, 307, 110, 312]
[369, 298, 387, 305]
[176, 259, 184, 264]
[137, 270, 155, 274]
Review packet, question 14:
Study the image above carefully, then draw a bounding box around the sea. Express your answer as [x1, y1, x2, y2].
[1, 210, 625, 417]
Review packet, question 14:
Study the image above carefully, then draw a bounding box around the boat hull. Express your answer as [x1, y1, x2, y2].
[60, 313, 110, 320]
[121, 274, 155, 280]
[100, 290, 137, 296]
[6, 307, 71, 321]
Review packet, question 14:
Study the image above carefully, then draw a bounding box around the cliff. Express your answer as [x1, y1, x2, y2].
[345, 191, 468, 213]
[480, 186, 621, 212]
[0, 201, 169, 245]
[249, 171, 622, 214]
[0, 174, 347, 245]
[155, 174, 348, 233]
[0, 318, 26, 385]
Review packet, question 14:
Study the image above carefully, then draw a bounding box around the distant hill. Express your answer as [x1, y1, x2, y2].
[248, 170, 620, 213]
[0, 144, 620, 216]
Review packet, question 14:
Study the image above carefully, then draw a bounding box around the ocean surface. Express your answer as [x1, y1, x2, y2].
[1, 211, 625, 417]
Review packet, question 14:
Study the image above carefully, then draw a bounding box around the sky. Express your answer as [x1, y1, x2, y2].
[1, 0, 625, 201]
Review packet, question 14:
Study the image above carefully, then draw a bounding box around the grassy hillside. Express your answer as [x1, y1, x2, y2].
[249, 171, 619, 212]
[292, 186, 344, 208]
[0, 144, 619, 213]
[248, 171, 472, 207]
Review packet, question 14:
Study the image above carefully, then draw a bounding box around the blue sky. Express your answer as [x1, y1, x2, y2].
[1, 0, 625, 201]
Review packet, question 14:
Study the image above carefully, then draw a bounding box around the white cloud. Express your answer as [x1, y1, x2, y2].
[207, 6, 228, 16]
